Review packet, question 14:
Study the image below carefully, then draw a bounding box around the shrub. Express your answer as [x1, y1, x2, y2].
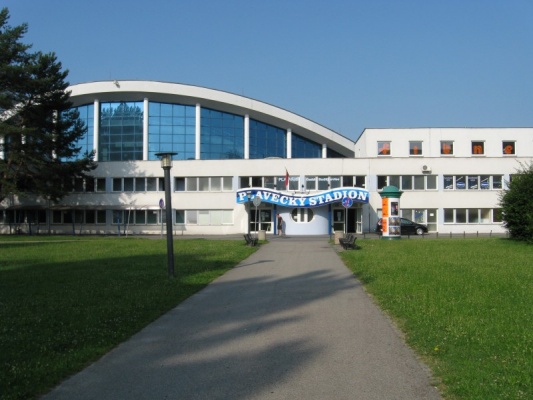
[500, 161, 533, 242]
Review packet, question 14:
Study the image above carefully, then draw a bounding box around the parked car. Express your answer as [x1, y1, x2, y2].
[376, 218, 428, 236]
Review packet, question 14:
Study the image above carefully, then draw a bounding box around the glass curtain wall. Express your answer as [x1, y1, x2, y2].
[148, 102, 196, 160]
[292, 133, 322, 158]
[249, 119, 286, 159]
[70, 104, 94, 159]
[200, 108, 244, 159]
[99, 102, 143, 161]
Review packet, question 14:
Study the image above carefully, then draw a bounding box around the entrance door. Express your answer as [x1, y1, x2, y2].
[347, 207, 362, 233]
[250, 208, 272, 233]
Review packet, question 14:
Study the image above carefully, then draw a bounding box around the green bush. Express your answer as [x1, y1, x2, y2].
[500, 161, 533, 242]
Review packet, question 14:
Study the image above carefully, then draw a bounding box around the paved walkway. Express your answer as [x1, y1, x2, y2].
[42, 236, 441, 400]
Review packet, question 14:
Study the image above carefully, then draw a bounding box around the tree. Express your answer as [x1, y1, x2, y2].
[499, 161, 533, 242]
[0, 7, 95, 203]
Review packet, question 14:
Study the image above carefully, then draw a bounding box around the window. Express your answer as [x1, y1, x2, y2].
[177, 210, 233, 225]
[135, 178, 146, 192]
[123, 178, 134, 192]
[186, 178, 198, 191]
[456, 176, 466, 190]
[492, 176, 503, 189]
[389, 175, 400, 188]
[444, 175, 453, 190]
[85, 210, 106, 224]
[199, 177, 210, 191]
[377, 176, 388, 190]
[317, 176, 329, 190]
[113, 178, 122, 192]
[100, 102, 143, 161]
[456, 209, 467, 223]
[401, 176, 412, 190]
[68, 104, 94, 161]
[409, 141, 422, 155]
[148, 102, 196, 161]
[291, 208, 314, 223]
[94, 178, 106, 192]
[444, 209, 454, 223]
[377, 141, 391, 156]
[147, 178, 158, 191]
[440, 141, 453, 155]
[306, 176, 316, 190]
[426, 175, 437, 190]
[468, 209, 479, 223]
[502, 141, 515, 155]
[471, 141, 484, 155]
[175, 210, 185, 224]
[342, 176, 353, 186]
[468, 176, 479, 190]
[329, 176, 341, 189]
[223, 177, 232, 190]
[174, 176, 231, 192]
[147, 210, 158, 224]
[249, 119, 286, 159]
[480, 175, 490, 190]
[292, 133, 321, 158]
[378, 175, 437, 191]
[201, 108, 244, 160]
[134, 210, 146, 224]
[355, 176, 366, 188]
[444, 175, 503, 190]
[251, 176, 262, 187]
[264, 176, 276, 189]
[414, 175, 425, 190]
[444, 208, 503, 224]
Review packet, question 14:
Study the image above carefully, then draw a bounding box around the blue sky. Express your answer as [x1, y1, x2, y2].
[4, 0, 533, 140]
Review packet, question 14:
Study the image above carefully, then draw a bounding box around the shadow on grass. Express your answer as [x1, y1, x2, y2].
[2, 239, 359, 400]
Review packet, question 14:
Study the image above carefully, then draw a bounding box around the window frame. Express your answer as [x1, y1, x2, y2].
[409, 141, 423, 156]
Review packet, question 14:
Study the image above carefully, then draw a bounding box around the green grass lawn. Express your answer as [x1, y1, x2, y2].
[2, 236, 531, 400]
[0, 236, 257, 400]
[340, 238, 533, 400]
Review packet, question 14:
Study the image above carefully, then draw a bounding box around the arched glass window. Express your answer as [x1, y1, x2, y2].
[200, 108, 244, 159]
[67, 103, 94, 160]
[148, 102, 195, 160]
[99, 102, 143, 161]
[249, 119, 286, 159]
[292, 133, 321, 158]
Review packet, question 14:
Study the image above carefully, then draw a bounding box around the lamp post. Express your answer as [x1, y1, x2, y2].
[246, 191, 252, 234]
[155, 152, 177, 277]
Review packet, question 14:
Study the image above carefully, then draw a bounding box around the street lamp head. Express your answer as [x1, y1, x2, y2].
[155, 152, 177, 169]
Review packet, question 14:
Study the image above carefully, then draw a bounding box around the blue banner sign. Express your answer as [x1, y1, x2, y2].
[236, 187, 369, 208]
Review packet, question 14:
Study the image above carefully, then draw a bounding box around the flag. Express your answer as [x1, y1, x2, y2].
[285, 168, 289, 189]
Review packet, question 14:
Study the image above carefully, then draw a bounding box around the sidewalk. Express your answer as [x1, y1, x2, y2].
[42, 236, 441, 400]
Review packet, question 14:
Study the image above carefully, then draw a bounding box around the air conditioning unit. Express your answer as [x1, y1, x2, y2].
[422, 165, 431, 173]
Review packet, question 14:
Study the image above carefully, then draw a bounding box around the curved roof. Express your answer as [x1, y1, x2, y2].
[68, 80, 355, 157]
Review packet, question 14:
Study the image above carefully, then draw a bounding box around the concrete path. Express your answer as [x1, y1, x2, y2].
[42, 236, 441, 400]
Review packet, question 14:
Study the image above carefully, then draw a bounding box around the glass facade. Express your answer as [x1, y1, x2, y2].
[71, 103, 94, 159]
[66, 101, 343, 161]
[292, 133, 321, 158]
[249, 119, 286, 159]
[99, 102, 143, 161]
[148, 102, 196, 160]
[201, 108, 244, 159]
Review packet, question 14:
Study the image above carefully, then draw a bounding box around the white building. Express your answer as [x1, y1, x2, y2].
[1, 80, 531, 236]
